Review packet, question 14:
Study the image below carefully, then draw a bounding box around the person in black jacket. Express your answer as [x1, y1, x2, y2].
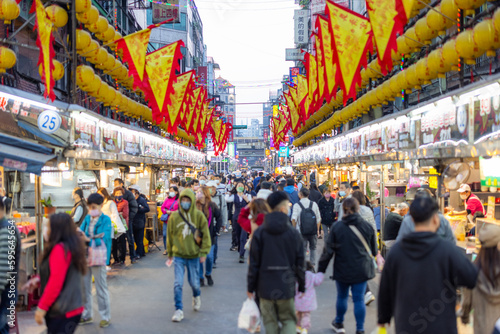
[248, 191, 305, 334]
[377, 195, 478, 334]
[318, 188, 336, 238]
[114, 179, 138, 261]
[318, 198, 377, 334]
[308, 183, 323, 204]
[382, 202, 408, 249]
[130, 187, 150, 259]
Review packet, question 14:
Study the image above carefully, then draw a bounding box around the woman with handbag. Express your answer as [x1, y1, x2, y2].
[97, 188, 126, 266]
[24, 213, 87, 333]
[79, 193, 112, 328]
[112, 187, 129, 265]
[161, 186, 179, 255]
[196, 186, 222, 287]
[317, 198, 377, 334]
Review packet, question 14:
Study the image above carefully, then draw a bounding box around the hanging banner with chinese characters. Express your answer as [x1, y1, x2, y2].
[30, 0, 55, 101]
[297, 74, 310, 120]
[326, 0, 373, 104]
[314, 32, 327, 108]
[165, 71, 194, 132]
[366, 0, 405, 75]
[317, 16, 338, 103]
[305, 52, 319, 111]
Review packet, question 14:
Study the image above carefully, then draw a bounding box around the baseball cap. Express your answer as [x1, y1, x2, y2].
[457, 184, 471, 193]
[129, 184, 141, 193]
[206, 181, 218, 188]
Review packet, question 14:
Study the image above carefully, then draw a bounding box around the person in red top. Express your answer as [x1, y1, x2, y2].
[24, 213, 87, 334]
[451, 184, 485, 217]
[113, 187, 129, 265]
[238, 199, 270, 237]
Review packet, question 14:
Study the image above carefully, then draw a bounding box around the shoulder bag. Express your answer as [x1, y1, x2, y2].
[348, 225, 378, 271]
[179, 212, 203, 247]
[161, 201, 176, 222]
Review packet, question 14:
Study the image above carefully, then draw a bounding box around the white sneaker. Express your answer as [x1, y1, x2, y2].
[365, 291, 375, 306]
[171, 309, 184, 322]
[301, 328, 308, 334]
[193, 296, 201, 311]
[228, 225, 232, 230]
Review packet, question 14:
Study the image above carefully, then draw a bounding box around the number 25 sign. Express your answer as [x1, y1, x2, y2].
[37, 110, 61, 134]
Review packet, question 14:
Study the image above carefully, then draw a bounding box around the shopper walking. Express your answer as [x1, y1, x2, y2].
[334, 182, 352, 221]
[382, 202, 409, 249]
[112, 187, 129, 265]
[161, 186, 180, 255]
[79, 194, 112, 328]
[378, 195, 478, 334]
[461, 223, 500, 334]
[167, 189, 211, 323]
[292, 188, 321, 266]
[114, 179, 138, 261]
[97, 188, 125, 266]
[318, 188, 336, 238]
[29, 213, 86, 334]
[284, 178, 300, 207]
[70, 188, 88, 227]
[130, 186, 150, 259]
[318, 198, 377, 334]
[351, 190, 376, 232]
[308, 183, 322, 204]
[247, 191, 305, 334]
[207, 181, 226, 265]
[256, 181, 273, 200]
[226, 183, 251, 263]
[295, 261, 324, 334]
[196, 186, 221, 286]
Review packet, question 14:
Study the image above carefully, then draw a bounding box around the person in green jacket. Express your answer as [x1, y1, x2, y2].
[167, 189, 211, 323]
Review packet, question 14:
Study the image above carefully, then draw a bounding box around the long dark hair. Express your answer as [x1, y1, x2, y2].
[41, 213, 87, 274]
[169, 186, 179, 200]
[74, 187, 87, 206]
[98, 187, 112, 201]
[310, 183, 319, 192]
[343, 197, 360, 216]
[478, 246, 500, 288]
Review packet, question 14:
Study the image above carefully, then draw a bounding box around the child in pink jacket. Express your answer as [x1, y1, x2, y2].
[295, 261, 324, 334]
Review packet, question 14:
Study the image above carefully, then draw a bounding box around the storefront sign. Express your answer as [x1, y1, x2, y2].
[398, 118, 419, 149]
[286, 48, 304, 61]
[420, 104, 468, 146]
[279, 146, 289, 157]
[367, 124, 383, 153]
[37, 109, 62, 134]
[473, 96, 500, 139]
[142, 136, 158, 158]
[152, 0, 180, 24]
[74, 117, 100, 150]
[102, 126, 121, 154]
[3, 158, 27, 172]
[123, 132, 141, 156]
[294, 9, 310, 45]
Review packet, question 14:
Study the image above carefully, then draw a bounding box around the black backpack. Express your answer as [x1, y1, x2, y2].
[298, 202, 317, 236]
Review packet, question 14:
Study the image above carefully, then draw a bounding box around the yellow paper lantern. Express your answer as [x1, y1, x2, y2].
[45, 5, 68, 28]
[396, 70, 409, 92]
[81, 75, 101, 93]
[494, 9, 500, 34]
[98, 54, 116, 71]
[473, 19, 498, 57]
[76, 5, 98, 25]
[454, 0, 486, 16]
[426, 6, 448, 35]
[404, 27, 422, 51]
[442, 39, 460, 70]
[415, 18, 437, 44]
[405, 64, 422, 90]
[441, 0, 459, 26]
[455, 30, 484, 65]
[76, 65, 95, 86]
[76, 29, 91, 50]
[96, 25, 115, 42]
[81, 39, 99, 58]
[92, 82, 109, 99]
[87, 16, 108, 34]
[0, 46, 16, 73]
[427, 48, 448, 78]
[88, 47, 108, 65]
[46, 59, 64, 81]
[0, 0, 19, 24]
[75, 0, 92, 13]
[416, 58, 434, 85]
[389, 76, 401, 97]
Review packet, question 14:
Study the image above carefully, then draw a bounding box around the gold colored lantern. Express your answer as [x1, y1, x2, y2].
[415, 17, 438, 44]
[473, 19, 498, 57]
[76, 5, 98, 25]
[455, 30, 484, 65]
[454, 0, 486, 16]
[0, 0, 19, 24]
[75, 0, 92, 13]
[45, 5, 68, 28]
[76, 29, 91, 50]
[442, 39, 460, 70]
[0, 46, 16, 73]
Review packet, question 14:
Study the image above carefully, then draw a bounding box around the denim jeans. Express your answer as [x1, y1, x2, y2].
[174, 257, 201, 311]
[213, 235, 218, 264]
[302, 234, 317, 265]
[335, 281, 367, 332]
[163, 222, 167, 249]
[199, 245, 215, 277]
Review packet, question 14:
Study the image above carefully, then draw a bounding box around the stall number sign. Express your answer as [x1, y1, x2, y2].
[37, 110, 61, 134]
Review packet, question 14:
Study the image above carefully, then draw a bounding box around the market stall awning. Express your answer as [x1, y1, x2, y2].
[0, 133, 56, 175]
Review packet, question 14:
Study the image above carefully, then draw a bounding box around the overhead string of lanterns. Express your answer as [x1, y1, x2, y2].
[284, 0, 500, 147]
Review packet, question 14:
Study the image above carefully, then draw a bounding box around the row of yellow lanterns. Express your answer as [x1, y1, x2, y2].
[295, 8, 500, 146]
[76, 65, 149, 116]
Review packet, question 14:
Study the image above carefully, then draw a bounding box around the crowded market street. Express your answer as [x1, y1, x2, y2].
[18, 234, 382, 334]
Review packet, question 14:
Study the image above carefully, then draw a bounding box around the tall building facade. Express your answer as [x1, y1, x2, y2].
[214, 76, 236, 141]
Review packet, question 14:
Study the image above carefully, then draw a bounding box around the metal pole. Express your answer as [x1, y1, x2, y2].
[34, 175, 43, 271]
[69, 0, 77, 103]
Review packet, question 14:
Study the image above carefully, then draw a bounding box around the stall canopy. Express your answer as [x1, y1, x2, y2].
[0, 132, 56, 175]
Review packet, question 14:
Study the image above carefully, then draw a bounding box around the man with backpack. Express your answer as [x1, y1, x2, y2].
[292, 188, 321, 266]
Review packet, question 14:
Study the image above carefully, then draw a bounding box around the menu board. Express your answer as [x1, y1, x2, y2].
[102, 126, 121, 153]
[74, 117, 100, 150]
[123, 131, 141, 156]
[385, 122, 399, 151]
[367, 124, 383, 154]
[420, 104, 467, 146]
[474, 96, 500, 139]
[398, 118, 419, 149]
[142, 136, 158, 158]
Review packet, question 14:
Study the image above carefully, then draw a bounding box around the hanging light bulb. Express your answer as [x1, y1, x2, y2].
[107, 169, 114, 176]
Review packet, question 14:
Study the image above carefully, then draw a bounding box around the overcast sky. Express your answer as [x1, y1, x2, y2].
[196, 0, 298, 124]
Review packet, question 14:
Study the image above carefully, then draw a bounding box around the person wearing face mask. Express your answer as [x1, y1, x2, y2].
[226, 182, 252, 263]
[449, 184, 485, 221]
[113, 179, 138, 263]
[112, 188, 129, 265]
[167, 189, 211, 323]
[161, 187, 180, 255]
[129, 186, 150, 259]
[318, 188, 336, 238]
[207, 181, 227, 264]
[79, 193, 112, 328]
[70, 188, 88, 227]
[334, 182, 352, 221]
[97, 188, 124, 267]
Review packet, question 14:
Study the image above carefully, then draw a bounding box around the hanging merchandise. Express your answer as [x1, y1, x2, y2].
[30, 0, 55, 101]
[326, 0, 373, 104]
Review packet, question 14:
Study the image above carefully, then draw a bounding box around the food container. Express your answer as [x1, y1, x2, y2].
[490, 187, 498, 193]
[481, 186, 489, 192]
[472, 182, 481, 192]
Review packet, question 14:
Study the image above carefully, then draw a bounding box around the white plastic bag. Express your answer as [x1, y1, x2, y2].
[238, 298, 260, 333]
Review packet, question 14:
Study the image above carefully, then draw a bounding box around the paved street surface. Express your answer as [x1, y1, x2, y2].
[19, 233, 385, 334]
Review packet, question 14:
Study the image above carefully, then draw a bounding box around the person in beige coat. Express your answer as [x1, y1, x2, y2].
[461, 223, 500, 334]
